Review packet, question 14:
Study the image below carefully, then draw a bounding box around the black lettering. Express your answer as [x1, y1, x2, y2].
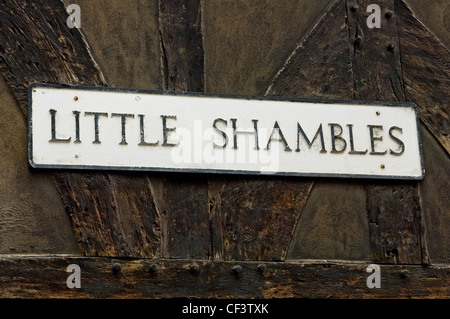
[112, 113, 135, 145]
[266, 121, 292, 151]
[347, 124, 368, 155]
[389, 126, 405, 155]
[296, 123, 326, 153]
[161, 115, 179, 147]
[138, 114, 159, 146]
[49, 109, 71, 143]
[212, 118, 228, 148]
[72, 111, 81, 143]
[231, 119, 259, 150]
[368, 125, 387, 155]
[329, 123, 347, 153]
[85, 112, 108, 144]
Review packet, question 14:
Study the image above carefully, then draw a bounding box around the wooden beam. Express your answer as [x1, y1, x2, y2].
[0, 0, 162, 258]
[0, 256, 448, 298]
[397, 0, 450, 155]
[266, 0, 354, 100]
[156, 0, 212, 259]
[346, 0, 429, 264]
[210, 178, 313, 261]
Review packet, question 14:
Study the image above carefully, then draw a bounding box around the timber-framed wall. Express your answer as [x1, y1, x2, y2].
[0, 0, 448, 299]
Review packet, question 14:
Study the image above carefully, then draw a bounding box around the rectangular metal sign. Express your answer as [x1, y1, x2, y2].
[28, 84, 425, 180]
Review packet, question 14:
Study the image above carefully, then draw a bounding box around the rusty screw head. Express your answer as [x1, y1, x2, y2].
[387, 43, 396, 52]
[112, 262, 122, 273]
[190, 263, 200, 273]
[385, 10, 394, 19]
[232, 265, 243, 275]
[400, 269, 410, 279]
[149, 263, 159, 274]
[257, 264, 267, 273]
[380, 164, 386, 169]
[74, 96, 78, 101]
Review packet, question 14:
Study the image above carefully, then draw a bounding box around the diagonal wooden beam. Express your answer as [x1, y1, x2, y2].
[0, 0, 161, 258]
[397, 0, 450, 155]
[266, 0, 366, 261]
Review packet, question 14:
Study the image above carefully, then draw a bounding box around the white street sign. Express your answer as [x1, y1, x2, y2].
[28, 84, 425, 180]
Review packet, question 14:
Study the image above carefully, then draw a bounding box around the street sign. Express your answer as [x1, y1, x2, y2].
[28, 84, 425, 180]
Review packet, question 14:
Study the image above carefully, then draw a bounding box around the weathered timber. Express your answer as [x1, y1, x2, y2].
[0, 256, 449, 299]
[0, 74, 79, 254]
[346, 0, 428, 264]
[0, 0, 161, 257]
[210, 177, 313, 261]
[397, 0, 450, 155]
[161, 176, 211, 259]
[403, 0, 450, 58]
[419, 127, 450, 264]
[266, 0, 354, 100]
[158, 0, 204, 92]
[266, 0, 371, 261]
[347, 0, 405, 101]
[287, 180, 371, 261]
[203, 0, 331, 95]
[156, 0, 212, 259]
[0, 0, 106, 117]
[61, 0, 161, 91]
[206, 1, 354, 261]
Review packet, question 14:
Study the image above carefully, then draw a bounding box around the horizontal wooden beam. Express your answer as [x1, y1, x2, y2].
[0, 256, 448, 299]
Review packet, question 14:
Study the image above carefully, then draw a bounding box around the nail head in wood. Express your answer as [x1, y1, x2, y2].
[232, 265, 243, 275]
[385, 10, 394, 19]
[190, 263, 200, 273]
[257, 264, 267, 273]
[112, 262, 122, 273]
[400, 269, 410, 279]
[149, 263, 159, 274]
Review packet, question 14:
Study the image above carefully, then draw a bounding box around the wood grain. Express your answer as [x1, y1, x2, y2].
[266, 0, 354, 100]
[203, 0, 331, 96]
[397, 0, 450, 155]
[207, 1, 354, 261]
[0, 256, 449, 298]
[0, 0, 161, 258]
[266, 0, 371, 262]
[419, 126, 450, 264]
[0, 74, 79, 254]
[286, 180, 370, 261]
[158, 0, 204, 92]
[156, 0, 212, 259]
[61, 0, 161, 91]
[0, 0, 106, 116]
[211, 177, 313, 261]
[346, 0, 428, 264]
